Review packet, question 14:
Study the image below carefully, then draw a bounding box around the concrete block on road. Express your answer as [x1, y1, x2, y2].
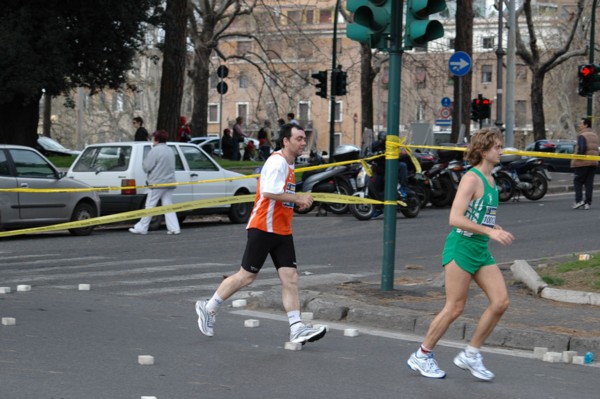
[78, 284, 91, 291]
[138, 355, 155, 365]
[0, 287, 11, 294]
[2, 317, 16, 326]
[16, 285, 31, 292]
[344, 328, 360, 337]
[244, 319, 260, 328]
[284, 342, 302, 351]
[141, 397, 158, 399]
[562, 350, 577, 363]
[232, 299, 247, 308]
[572, 356, 585, 365]
[533, 347, 548, 359]
[301, 312, 314, 321]
[543, 352, 562, 363]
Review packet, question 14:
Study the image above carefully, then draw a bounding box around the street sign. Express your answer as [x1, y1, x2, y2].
[216, 81, 228, 95]
[441, 97, 451, 107]
[436, 119, 452, 126]
[448, 51, 472, 77]
[216, 65, 229, 79]
[439, 107, 451, 119]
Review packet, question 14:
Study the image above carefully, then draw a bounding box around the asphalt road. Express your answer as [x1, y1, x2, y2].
[1, 185, 599, 398]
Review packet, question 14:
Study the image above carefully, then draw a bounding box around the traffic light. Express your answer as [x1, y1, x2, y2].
[346, 0, 392, 50]
[311, 70, 328, 98]
[470, 98, 479, 121]
[470, 96, 491, 121]
[578, 64, 600, 97]
[479, 98, 491, 119]
[404, 0, 447, 50]
[333, 69, 348, 96]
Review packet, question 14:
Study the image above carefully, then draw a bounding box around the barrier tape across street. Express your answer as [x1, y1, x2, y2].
[0, 142, 597, 237]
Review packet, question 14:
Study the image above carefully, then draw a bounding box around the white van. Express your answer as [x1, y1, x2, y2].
[66, 142, 255, 228]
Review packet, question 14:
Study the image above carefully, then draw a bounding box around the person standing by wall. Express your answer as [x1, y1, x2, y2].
[221, 128, 235, 160]
[407, 128, 514, 380]
[177, 116, 192, 142]
[129, 130, 181, 235]
[232, 116, 246, 161]
[133, 117, 149, 141]
[194, 123, 327, 345]
[258, 120, 273, 160]
[572, 117, 599, 210]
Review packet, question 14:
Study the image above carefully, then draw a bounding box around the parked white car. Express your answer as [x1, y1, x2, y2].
[0, 145, 100, 236]
[66, 142, 255, 229]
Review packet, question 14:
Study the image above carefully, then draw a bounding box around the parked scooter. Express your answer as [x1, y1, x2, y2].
[424, 146, 467, 207]
[349, 159, 421, 220]
[492, 151, 550, 201]
[294, 146, 357, 215]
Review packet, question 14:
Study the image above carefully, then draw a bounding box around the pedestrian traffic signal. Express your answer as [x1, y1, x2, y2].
[578, 64, 600, 97]
[346, 0, 392, 50]
[404, 0, 447, 50]
[333, 69, 348, 96]
[470, 96, 491, 121]
[311, 70, 328, 98]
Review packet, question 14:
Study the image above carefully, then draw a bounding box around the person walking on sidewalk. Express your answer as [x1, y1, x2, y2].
[194, 123, 327, 345]
[572, 117, 599, 210]
[129, 130, 181, 235]
[407, 128, 514, 380]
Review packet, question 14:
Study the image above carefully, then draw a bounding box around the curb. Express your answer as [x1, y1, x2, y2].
[247, 283, 600, 354]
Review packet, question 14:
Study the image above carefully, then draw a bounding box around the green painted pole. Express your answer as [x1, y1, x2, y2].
[329, 0, 341, 157]
[381, 0, 404, 291]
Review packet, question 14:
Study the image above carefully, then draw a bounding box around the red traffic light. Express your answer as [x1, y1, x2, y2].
[580, 65, 595, 78]
[482, 99, 490, 105]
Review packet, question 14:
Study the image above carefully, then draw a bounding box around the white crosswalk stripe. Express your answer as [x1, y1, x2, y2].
[0, 252, 358, 301]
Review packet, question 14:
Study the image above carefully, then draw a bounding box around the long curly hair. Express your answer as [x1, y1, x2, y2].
[465, 128, 503, 166]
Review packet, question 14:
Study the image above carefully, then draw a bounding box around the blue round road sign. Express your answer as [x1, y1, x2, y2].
[448, 51, 472, 77]
[441, 97, 451, 107]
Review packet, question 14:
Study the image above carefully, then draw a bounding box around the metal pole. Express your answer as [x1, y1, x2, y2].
[219, 90, 223, 141]
[381, 0, 403, 291]
[329, 0, 341, 157]
[458, 76, 463, 140]
[504, 0, 516, 147]
[588, 0, 598, 119]
[495, 4, 505, 129]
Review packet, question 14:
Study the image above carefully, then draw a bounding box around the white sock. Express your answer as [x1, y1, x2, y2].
[465, 345, 479, 357]
[206, 292, 223, 313]
[287, 311, 302, 332]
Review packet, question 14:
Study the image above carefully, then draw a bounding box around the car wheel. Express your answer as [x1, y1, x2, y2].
[68, 202, 97, 236]
[228, 191, 252, 223]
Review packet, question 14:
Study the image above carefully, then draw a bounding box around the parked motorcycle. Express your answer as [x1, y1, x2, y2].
[425, 147, 467, 207]
[294, 146, 357, 215]
[349, 159, 421, 220]
[492, 151, 550, 202]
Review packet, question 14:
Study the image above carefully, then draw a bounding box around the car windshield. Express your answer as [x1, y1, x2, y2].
[72, 146, 132, 172]
[38, 136, 67, 150]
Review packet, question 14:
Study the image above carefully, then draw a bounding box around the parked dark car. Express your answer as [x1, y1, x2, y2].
[36, 136, 81, 156]
[526, 140, 600, 173]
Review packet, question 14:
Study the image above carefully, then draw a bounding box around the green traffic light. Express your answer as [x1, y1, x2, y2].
[404, 0, 447, 49]
[346, 0, 392, 50]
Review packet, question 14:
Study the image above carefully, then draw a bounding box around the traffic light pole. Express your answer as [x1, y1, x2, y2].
[588, 0, 598, 118]
[329, 0, 342, 158]
[381, 0, 403, 291]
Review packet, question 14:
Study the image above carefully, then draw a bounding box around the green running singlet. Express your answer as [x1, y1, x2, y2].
[442, 168, 498, 275]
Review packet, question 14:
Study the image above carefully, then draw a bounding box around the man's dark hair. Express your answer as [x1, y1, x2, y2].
[277, 123, 303, 148]
[153, 130, 169, 143]
[133, 116, 144, 125]
[287, 113, 295, 120]
[582, 117, 592, 128]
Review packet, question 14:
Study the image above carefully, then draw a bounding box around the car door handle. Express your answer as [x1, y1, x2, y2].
[20, 183, 29, 188]
[190, 173, 198, 177]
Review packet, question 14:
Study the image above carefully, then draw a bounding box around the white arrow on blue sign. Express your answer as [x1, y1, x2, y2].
[448, 51, 472, 77]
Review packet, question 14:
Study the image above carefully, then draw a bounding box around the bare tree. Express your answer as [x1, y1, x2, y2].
[515, 0, 586, 140]
[157, 0, 190, 139]
[450, 0, 473, 142]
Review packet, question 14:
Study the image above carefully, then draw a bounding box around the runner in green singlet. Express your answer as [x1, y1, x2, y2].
[407, 128, 515, 381]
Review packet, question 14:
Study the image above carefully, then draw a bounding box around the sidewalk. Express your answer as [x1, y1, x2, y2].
[249, 175, 600, 354]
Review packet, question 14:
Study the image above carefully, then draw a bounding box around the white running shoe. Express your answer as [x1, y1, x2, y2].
[573, 201, 585, 209]
[407, 351, 446, 379]
[128, 227, 147, 235]
[453, 350, 495, 381]
[289, 324, 326, 344]
[195, 300, 215, 337]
